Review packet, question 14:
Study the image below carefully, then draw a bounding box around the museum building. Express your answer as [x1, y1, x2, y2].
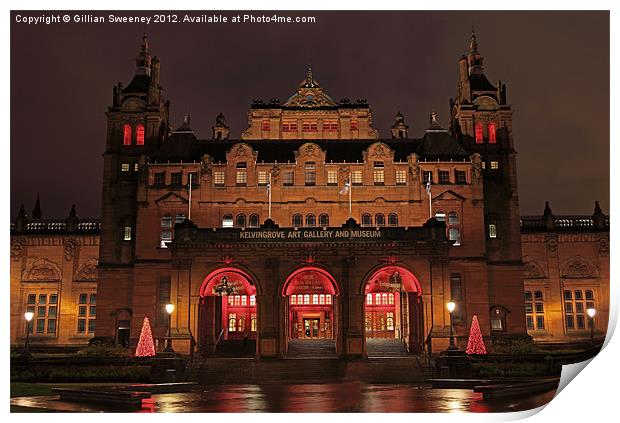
[9, 33, 609, 356]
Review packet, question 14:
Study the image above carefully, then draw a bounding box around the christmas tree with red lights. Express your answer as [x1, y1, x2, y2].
[135, 316, 156, 357]
[466, 315, 487, 355]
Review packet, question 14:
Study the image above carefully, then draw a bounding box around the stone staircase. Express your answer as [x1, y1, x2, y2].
[286, 339, 337, 357]
[366, 338, 408, 357]
[213, 339, 256, 357]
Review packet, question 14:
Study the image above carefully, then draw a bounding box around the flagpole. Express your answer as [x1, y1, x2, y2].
[268, 172, 272, 219]
[428, 189, 432, 218]
[348, 171, 352, 218]
[188, 173, 192, 221]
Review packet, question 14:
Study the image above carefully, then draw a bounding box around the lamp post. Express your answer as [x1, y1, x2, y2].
[24, 311, 34, 357]
[447, 302, 456, 350]
[587, 307, 596, 346]
[164, 303, 175, 352]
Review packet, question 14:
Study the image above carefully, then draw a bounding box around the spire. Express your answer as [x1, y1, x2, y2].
[301, 66, 318, 88]
[543, 201, 552, 216]
[32, 193, 42, 219]
[592, 201, 606, 230]
[14, 204, 28, 232]
[135, 32, 152, 76]
[543, 201, 555, 230]
[391, 111, 408, 139]
[69, 204, 77, 219]
[470, 26, 478, 53]
[213, 112, 230, 140]
[174, 113, 194, 133]
[66, 204, 79, 232]
[594, 200, 602, 214]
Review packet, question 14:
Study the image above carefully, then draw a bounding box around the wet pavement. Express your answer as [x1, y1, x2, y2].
[11, 382, 556, 413]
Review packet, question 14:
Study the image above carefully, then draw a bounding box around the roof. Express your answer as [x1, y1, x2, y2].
[151, 135, 471, 164]
[122, 74, 151, 93]
[11, 219, 101, 235]
[469, 73, 497, 92]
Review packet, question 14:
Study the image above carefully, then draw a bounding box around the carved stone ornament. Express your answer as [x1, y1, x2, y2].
[11, 237, 26, 260]
[523, 258, 545, 279]
[562, 256, 598, 279]
[545, 234, 558, 256]
[597, 235, 609, 257]
[23, 259, 62, 281]
[374, 144, 386, 157]
[76, 259, 98, 281]
[233, 144, 246, 157]
[64, 237, 79, 261]
[201, 154, 213, 176]
[304, 144, 316, 155]
[271, 165, 281, 182]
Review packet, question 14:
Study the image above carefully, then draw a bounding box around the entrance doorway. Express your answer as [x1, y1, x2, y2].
[364, 266, 424, 354]
[283, 266, 340, 351]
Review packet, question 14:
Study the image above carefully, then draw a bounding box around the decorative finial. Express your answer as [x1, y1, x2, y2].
[470, 26, 478, 53]
[594, 201, 602, 214]
[69, 204, 77, 219]
[141, 32, 149, 52]
[543, 201, 552, 215]
[183, 113, 190, 125]
[32, 192, 42, 219]
[430, 111, 438, 126]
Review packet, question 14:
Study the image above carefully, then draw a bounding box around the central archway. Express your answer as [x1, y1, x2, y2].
[198, 267, 258, 356]
[363, 265, 424, 354]
[282, 266, 339, 345]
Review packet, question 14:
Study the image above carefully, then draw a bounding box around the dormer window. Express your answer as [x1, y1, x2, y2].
[123, 124, 132, 145]
[136, 124, 145, 145]
[305, 162, 316, 186]
[350, 120, 359, 131]
[236, 162, 247, 186]
[475, 123, 484, 144]
[488, 122, 496, 144]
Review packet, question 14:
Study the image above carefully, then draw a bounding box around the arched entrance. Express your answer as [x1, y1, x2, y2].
[282, 266, 339, 353]
[364, 266, 424, 354]
[198, 268, 258, 356]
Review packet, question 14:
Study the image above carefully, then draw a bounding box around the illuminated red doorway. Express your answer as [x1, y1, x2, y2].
[364, 266, 424, 353]
[198, 268, 258, 355]
[283, 267, 339, 341]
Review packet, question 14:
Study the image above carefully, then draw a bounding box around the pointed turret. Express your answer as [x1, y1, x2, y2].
[592, 201, 606, 230]
[543, 201, 555, 230]
[66, 204, 79, 232]
[135, 33, 152, 76]
[14, 204, 28, 232]
[32, 193, 42, 219]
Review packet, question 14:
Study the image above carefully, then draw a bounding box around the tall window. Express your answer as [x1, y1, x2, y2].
[319, 214, 329, 227]
[388, 213, 398, 227]
[283, 171, 294, 186]
[154, 172, 165, 186]
[488, 122, 497, 144]
[262, 120, 270, 131]
[305, 162, 316, 186]
[249, 214, 260, 228]
[350, 119, 358, 131]
[351, 171, 363, 185]
[327, 170, 338, 186]
[213, 171, 225, 187]
[170, 172, 182, 186]
[439, 170, 450, 184]
[236, 162, 247, 186]
[564, 290, 594, 331]
[455, 170, 467, 184]
[27, 293, 58, 335]
[136, 124, 145, 145]
[448, 212, 461, 246]
[475, 123, 484, 143]
[222, 214, 234, 228]
[236, 214, 246, 228]
[490, 161, 499, 170]
[160, 214, 173, 247]
[258, 171, 268, 186]
[123, 124, 132, 145]
[489, 224, 497, 239]
[375, 214, 386, 227]
[292, 214, 303, 227]
[525, 291, 545, 330]
[123, 226, 132, 241]
[423, 171, 433, 183]
[306, 214, 316, 227]
[362, 213, 372, 227]
[396, 170, 407, 185]
[77, 293, 96, 334]
[373, 162, 384, 185]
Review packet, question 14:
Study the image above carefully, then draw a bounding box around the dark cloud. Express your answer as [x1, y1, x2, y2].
[10, 10, 609, 218]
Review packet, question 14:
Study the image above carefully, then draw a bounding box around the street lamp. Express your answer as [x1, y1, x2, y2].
[164, 303, 175, 353]
[587, 307, 596, 346]
[24, 312, 34, 357]
[447, 302, 456, 349]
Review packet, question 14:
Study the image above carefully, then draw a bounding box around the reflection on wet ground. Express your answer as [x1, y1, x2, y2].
[11, 383, 556, 413]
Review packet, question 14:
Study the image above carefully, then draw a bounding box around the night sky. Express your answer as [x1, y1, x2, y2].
[10, 11, 609, 219]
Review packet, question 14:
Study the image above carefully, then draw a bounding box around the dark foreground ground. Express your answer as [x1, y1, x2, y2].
[11, 382, 556, 413]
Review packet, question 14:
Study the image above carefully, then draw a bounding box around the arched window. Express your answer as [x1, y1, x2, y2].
[123, 124, 132, 146]
[382, 293, 388, 305]
[249, 214, 260, 228]
[375, 293, 381, 304]
[236, 214, 246, 228]
[388, 213, 398, 227]
[362, 213, 372, 227]
[319, 214, 329, 227]
[389, 293, 395, 305]
[448, 212, 459, 225]
[292, 214, 303, 227]
[448, 211, 461, 246]
[136, 124, 145, 145]
[160, 214, 173, 248]
[475, 123, 484, 144]
[222, 214, 233, 228]
[306, 214, 316, 227]
[488, 122, 496, 144]
[386, 314, 394, 331]
[251, 316, 257, 332]
[175, 214, 186, 224]
[375, 213, 386, 227]
[449, 228, 461, 245]
[435, 211, 446, 222]
[366, 294, 372, 305]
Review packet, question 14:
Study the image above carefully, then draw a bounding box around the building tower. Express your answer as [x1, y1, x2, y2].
[450, 29, 526, 335]
[96, 34, 170, 343]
